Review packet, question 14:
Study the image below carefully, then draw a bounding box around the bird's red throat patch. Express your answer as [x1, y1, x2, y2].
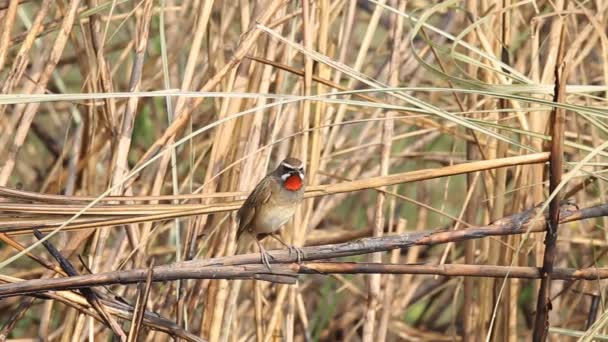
[284, 175, 303, 191]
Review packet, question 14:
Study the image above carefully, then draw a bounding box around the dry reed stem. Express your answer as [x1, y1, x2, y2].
[126, 261, 154, 342]
[0, 152, 549, 234]
[364, 1, 391, 337]
[532, 17, 569, 341]
[0, 0, 17, 71]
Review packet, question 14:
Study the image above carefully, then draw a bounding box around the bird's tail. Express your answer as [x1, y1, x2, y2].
[236, 231, 255, 254]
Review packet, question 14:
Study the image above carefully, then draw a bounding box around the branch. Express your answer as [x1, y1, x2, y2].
[1, 201, 605, 299]
[4, 259, 608, 299]
[299, 262, 608, 280]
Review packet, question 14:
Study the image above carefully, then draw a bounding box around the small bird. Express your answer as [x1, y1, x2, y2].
[236, 157, 306, 270]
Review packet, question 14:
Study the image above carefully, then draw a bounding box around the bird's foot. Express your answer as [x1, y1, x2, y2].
[260, 249, 273, 271]
[287, 245, 305, 264]
[267, 233, 305, 263]
[254, 237, 274, 271]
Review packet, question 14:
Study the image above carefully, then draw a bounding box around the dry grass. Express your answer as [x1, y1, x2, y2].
[1, 0, 608, 341]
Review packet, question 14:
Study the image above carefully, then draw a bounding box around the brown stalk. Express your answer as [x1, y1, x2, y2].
[160, 5, 216, 326]
[375, 3, 404, 339]
[126, 260, 154, 342]
[418, 23, 486, 339]
[91, 0, 153, 282]
[86, 0, 117, 133]
[0, 232, 66, 276]
[483, 2, 512, 339]
[532, 23, 569, 342]
[202, 54, 247, 342]
[378, 218, 406, 340]
[0, 0, 18, 71]
[0, 297, 36, 340]
[302, 262, 608, 280]
[216, 4, 283, 340]
[0, 152, 550, 235]
[107, 0, 154, 189]
[0, 186, 247, 203]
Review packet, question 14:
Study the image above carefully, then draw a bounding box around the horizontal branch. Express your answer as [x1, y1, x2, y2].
[0, 201, 605, 298]
[3, 259, 608, 299]
[302, 262, 608, 280]
[0, 152, 549, 234]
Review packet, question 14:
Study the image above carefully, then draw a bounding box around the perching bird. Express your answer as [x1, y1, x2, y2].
[236, 157, 305, 270]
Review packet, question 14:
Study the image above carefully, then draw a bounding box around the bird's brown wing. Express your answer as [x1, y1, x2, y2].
[236, 176, 273, 240]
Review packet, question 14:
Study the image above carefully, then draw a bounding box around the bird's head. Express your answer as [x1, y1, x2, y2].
[275, 157, 305, 191]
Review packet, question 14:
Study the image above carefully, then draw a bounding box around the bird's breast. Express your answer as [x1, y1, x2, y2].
[254, 203, 298, 234]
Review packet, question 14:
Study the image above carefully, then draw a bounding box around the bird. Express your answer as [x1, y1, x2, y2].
[236, 157, 306, 270]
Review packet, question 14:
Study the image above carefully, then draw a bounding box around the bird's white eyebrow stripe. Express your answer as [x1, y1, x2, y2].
[282, 162, 301, 169]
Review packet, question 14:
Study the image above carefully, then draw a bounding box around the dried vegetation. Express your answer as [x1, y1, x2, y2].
[1, 0, 608, 341]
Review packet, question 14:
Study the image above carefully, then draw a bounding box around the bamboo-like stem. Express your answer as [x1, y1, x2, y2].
[532, 21, 569, 342]
[126, 261, 154, 342]
[0, 0, 18, 71]
[364, 0, 392, 337]
[0, 152, 550, 235]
